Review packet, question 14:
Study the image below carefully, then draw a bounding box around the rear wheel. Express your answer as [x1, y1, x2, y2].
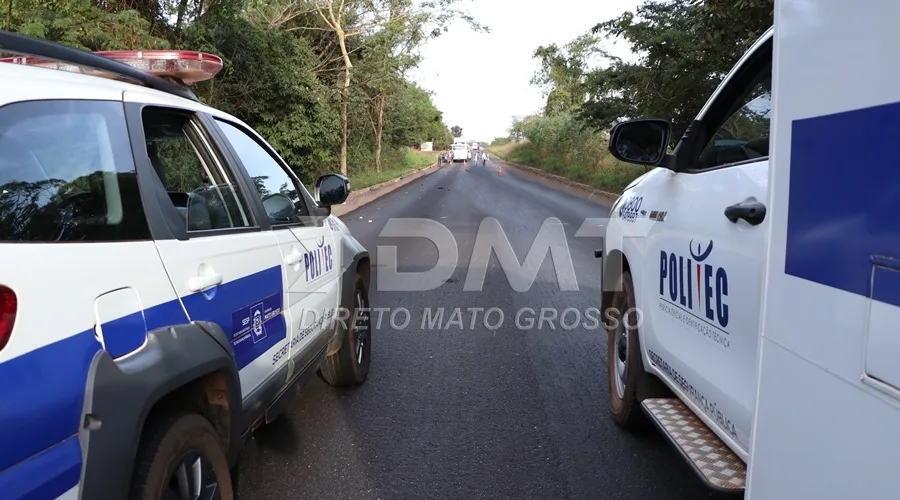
[320, 275, 371, 386]
[130, 413, 233, 500]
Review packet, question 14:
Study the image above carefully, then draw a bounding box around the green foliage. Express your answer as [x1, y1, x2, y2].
[507, 0, 772, 192]
[450, 125, 463, 138]
[580, 0, 773, 142]
[5, 0, 456, 187]
[531, 34, 601, 116]
[351, 148, 437, 189]
[384, 83, 450, 147]
[506, 112, 644, 192]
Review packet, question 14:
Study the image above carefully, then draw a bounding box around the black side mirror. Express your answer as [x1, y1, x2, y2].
[608, 118, 672, 167]
[315, 173, 350, 207]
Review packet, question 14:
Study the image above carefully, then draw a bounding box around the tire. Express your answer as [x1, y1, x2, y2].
[607, 270, 667, 429]
[130, 413, 233, 500]
[320, 274, 371, 386]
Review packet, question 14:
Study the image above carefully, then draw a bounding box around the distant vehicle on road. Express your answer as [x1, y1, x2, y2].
[451, 142, 469, 162]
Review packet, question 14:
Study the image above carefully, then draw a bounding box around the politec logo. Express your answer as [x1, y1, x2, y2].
[305, 236, 334, 283]
[659, 239, 729, 329]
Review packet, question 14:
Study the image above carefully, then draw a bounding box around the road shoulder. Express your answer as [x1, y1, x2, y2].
[333, 163, 440, 217]
[493, 158, 619, 208]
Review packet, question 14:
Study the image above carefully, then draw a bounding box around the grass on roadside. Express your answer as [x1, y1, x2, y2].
[488, 141, 647, 193]
[350, 148, 438, 189]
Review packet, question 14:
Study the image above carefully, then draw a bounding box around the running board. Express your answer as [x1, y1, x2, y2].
[641, 398, 746, 493]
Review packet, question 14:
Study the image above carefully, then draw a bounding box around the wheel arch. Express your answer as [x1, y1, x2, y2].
[602, 248, 659, 382]
[602, 248, 630, 314]
[78, 320, 242, 499]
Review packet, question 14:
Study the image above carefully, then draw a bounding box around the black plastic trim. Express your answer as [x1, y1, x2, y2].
[78, 321, 242, 499]
[674, 36, 773, 174]
[124, 101, 181, 241]
[196, 113, 273, 231]
[0, 30, 200, 102]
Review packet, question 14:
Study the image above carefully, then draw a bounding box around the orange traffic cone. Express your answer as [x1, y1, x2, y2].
[497, 164, 502, 176]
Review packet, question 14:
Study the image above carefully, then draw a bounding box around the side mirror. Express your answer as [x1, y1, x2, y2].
[608, 118, 672, 167]
[315, 173, 350, 207]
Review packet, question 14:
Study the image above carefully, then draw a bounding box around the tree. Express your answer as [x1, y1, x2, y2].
[9, 0, 455, 187]
[531, 34, 604, 116]
[451, 125, 463, 138]
[272, 0, 484, 175]
[578, 0, 772, 142]
[509, 115, 537, 142]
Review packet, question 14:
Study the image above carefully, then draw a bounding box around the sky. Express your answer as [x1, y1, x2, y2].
[406, 0, 642, 143]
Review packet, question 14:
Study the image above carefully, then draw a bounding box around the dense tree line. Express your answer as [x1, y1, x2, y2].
[495, 0, 772, 191]
[4, 0, 477, 183]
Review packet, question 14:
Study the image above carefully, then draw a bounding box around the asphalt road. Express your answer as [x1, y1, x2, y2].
[235, 158, 737, 500]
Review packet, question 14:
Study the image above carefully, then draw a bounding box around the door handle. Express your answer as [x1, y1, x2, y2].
[187, 273, 223, 292]
[285, 248, 303, 266]
[724, 201, 767, 226]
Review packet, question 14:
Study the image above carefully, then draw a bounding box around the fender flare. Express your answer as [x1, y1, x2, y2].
[328, 233, 370, 355]
[77, 321, 241, 500]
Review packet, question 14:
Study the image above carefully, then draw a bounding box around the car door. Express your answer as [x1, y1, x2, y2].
[642, 50, 772, 454]
[125, 99, 289, 400]
[208, 116, 340, 379]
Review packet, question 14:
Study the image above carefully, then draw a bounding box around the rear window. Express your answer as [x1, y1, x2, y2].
[0, 100, 150, 242]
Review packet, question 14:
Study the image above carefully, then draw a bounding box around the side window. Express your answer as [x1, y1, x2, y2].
[697, 70, 772, 170]
[0, 100, 150, 242]
[142, 108, 253, 232]
[214, 119, 310, 225]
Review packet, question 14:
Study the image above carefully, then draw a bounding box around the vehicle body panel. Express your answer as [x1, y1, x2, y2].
[747, 1, 900, 497]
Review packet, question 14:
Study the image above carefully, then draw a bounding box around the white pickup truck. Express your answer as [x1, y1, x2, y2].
[451, 142, 470, 162]
[602, 1, 900, 497]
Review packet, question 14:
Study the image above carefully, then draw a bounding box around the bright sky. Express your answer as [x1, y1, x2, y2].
[407, 0, 642, 143]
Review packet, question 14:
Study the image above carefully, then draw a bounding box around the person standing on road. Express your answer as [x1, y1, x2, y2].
[482, 151, 488, 166]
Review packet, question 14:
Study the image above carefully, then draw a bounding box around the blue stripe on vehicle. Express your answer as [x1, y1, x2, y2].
[0, 436, 81, 500]
[102, 310, 151, 359]
[785, 101, 900, 307]
[0, 265, 285, 496]
[181, 265, 285, 370]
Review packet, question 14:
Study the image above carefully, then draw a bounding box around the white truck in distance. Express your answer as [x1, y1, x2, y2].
[602, 2, 900, 498]
[451, 141, 469, 162]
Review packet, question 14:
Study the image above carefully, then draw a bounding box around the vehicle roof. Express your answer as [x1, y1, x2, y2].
[0, 62, 249, 127]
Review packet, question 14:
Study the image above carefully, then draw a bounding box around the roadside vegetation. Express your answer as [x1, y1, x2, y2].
[496, 0, 773, 193]
[351, 148, 437, 189]
[3, 0, 482, 188]
[488, 119, 645, 193]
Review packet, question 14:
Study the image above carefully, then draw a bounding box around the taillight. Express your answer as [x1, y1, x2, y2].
[0, 286, 17, 351]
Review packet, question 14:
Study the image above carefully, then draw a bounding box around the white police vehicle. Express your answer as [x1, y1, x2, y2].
[603, 1, 900, 496]
[0, 31, 372, 499]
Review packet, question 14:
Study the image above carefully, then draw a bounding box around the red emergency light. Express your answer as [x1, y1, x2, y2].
[0, 49, 223, 84]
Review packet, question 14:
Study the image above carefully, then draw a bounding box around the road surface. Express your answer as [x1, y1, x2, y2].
[235, 159, 737, 500]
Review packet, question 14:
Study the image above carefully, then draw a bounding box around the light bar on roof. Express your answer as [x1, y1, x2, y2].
[0, 49, 223, 84]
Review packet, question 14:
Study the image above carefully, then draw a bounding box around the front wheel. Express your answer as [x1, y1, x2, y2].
[320, 275, 372, 386]
[607, 270, 666, 429]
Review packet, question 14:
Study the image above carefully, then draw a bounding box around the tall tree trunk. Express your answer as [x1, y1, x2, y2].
[336, 26, 352, 176]
[375, 93, 385, 173]
[175, 0, 189, 37]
